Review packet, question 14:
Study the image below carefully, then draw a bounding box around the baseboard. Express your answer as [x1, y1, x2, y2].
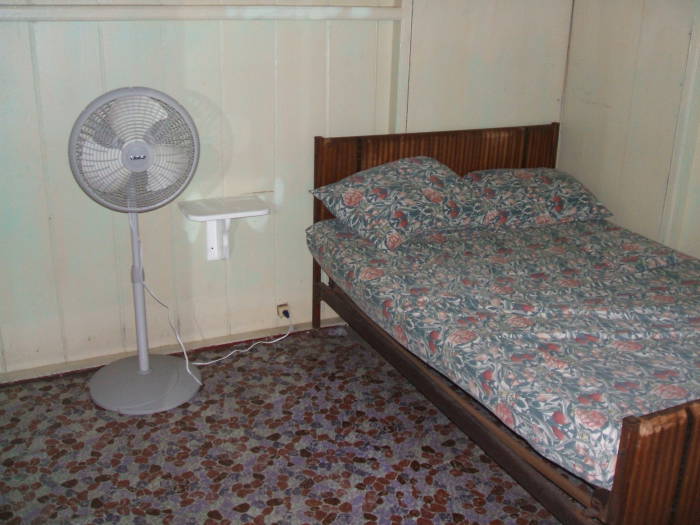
[0, 317, 345, 385]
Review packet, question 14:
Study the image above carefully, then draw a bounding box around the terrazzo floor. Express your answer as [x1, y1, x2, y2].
[0, 327, 562, 524]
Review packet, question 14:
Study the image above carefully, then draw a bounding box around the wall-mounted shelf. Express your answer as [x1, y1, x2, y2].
[179, 195, 270, 260]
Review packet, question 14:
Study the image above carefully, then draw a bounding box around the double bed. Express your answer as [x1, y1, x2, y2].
[307, 124, 699, 525]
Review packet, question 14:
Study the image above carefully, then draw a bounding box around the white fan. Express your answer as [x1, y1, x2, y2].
[69, 87, 201, 415]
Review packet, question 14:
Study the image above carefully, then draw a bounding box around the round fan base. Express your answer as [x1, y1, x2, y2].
[89, 354, 201, 415]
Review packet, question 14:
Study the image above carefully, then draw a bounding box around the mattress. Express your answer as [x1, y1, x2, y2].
[306, 218, 700, 489]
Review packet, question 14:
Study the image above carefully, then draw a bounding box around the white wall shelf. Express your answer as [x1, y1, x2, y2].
[179, 195, 270, 261]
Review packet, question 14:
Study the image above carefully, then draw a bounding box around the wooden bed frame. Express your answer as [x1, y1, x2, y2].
[310, 123, 700, 525]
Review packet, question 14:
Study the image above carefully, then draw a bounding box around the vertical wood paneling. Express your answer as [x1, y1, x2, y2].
[328, 20, 379, 136]
[275, 21, 328, 321]
[374, 20, 395, 134]
[559, 0, 693, 240]
[0, 22, 65, 371]
[221, 21, 275, 196]
[618, 1, 694, 238]
[167, 22, 229, 343]
[32, 22, 127, 362]
[220, 20, 277, 333]
[407, 0, 571, 132]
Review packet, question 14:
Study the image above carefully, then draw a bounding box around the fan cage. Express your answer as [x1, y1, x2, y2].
[69, 87, 200, 213]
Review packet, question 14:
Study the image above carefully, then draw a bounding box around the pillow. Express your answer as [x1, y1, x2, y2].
[311, 157, 478, 250]
[462, 168, 611, 227]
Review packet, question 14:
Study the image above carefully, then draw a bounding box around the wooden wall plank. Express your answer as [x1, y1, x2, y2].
[0, 23, 65, 371]
[407, 0, 571, 132]
[275, 20, 328, 324]
[33, 22, 127, 362]
[328, 20, 379, 136]
[559, 0, 693, 240]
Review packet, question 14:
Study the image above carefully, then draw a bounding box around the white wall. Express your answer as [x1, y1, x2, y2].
[408, 0, 571, 131]
[660, 4, 700, 259]
[558, 0, 695, 241]
[0, 1, 573, 377]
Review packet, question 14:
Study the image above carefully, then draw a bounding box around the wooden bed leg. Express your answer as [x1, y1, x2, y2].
[605, 401, 700, 525]
[312, 260, 321, 329]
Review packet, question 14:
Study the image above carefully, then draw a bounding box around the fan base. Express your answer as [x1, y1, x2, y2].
[89, 354, 201, 415]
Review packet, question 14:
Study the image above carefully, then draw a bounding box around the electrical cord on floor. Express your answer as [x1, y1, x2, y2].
[193, 311, 293, 367]
[143, 283, 294, 384]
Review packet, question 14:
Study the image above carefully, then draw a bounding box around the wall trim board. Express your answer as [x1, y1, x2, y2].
[0, 4, 403, 22]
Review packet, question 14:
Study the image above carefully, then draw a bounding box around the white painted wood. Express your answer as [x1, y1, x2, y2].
[218, 21, 277, 334]
[162, 21, 230, 344]
[274, 20, 327, 324]
[328, 20, 380, 136]
[559, 0, 693, 240]
[375, 20, 396, 133]
[407, 0, 571, 132]
[660, 4, 700, 254]
[0, 22, 65, 371]
[0, 5, 402, 22]
[32, 22, 128, 362]
[393, 0, 412, 132]
[221, 20, 276, 196]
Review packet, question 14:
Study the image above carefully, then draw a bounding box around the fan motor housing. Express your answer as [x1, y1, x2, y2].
[121, 140, 154, 172]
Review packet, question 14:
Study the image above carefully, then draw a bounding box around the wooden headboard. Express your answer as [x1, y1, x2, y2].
[313, 122, 559, 223]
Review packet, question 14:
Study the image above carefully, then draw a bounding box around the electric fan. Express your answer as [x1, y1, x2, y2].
[68, 87, 201, 415]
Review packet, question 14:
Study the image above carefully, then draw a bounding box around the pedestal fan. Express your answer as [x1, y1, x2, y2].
[68, 87, 201, 415]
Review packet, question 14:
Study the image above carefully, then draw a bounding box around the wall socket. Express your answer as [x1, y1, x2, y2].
[276, 303, 290, 319]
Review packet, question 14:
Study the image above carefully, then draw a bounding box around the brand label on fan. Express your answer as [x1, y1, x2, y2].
[121, 140, 154, 172]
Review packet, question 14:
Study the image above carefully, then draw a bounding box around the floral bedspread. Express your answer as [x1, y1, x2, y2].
[306, 219, 700, 488]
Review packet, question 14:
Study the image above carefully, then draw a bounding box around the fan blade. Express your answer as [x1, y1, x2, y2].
[79, 140, 130, 193]
[87, 121, 124, 150]
[108, 95, 168, 141]
[143, 116, 176, 144]
[146, 144, 191, 192]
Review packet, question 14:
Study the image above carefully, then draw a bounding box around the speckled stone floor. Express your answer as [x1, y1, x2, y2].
[0, 328, 561, 524]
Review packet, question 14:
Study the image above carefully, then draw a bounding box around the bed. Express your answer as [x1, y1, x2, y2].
[307, 124, 700, 525]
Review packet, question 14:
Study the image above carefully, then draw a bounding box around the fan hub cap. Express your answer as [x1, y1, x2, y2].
[121, 140, 154, 172]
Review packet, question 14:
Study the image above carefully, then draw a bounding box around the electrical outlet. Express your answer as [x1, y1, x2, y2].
[277, 303, 290, 319]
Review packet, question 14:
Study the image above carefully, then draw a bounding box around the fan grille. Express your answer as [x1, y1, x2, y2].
[69, 88, 199, 213]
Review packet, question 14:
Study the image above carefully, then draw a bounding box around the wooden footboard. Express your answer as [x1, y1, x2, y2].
[605, 400, 700, 525]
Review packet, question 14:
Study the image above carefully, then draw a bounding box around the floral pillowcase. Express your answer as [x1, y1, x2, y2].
[311, 157, 485, 250]
[312, 158, 611, 251]
[462, 168, 612, 227]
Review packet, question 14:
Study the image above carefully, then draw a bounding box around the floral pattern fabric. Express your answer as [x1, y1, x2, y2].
[312, 159, 611, 252]
[463, 168, 611, 227]
[311, 157, 468, 250]
[306, 218, 700, 489]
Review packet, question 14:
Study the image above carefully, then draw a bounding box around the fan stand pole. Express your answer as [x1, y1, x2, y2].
[129, 212, 150, 375]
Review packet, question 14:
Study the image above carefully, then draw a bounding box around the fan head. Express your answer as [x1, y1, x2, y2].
[68, 87, 200, 213]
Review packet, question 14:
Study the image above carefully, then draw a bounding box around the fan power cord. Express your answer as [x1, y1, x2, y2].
[143, 283, 201, 386]
[143, 284, 293, 383]
[192, 314, 292, 367]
